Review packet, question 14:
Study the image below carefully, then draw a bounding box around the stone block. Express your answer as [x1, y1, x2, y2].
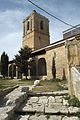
[49, 115, 62, 120]
[38, 96, 48, 104]
[28, 97, 39, 103]
[68, 106, 80, 114]
[48, 96, 55, 103]
[62, 116, 79, 120]
[19, 115, 30, 120]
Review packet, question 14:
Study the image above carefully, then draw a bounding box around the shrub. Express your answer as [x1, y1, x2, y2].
[68, 96, 80, 107]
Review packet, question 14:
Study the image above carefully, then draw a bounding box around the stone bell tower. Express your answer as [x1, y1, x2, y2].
[23, 10, 50, 50]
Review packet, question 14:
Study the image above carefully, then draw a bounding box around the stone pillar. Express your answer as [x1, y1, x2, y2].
[65, 39, 79, 96]
[8, 64, 10, 78]
[36, 61, 38, 79]
[16, 66, 18, 79]
[12, 64, 14, 78]
[28, 68, 30, 77]
[23, 22, 25, 36]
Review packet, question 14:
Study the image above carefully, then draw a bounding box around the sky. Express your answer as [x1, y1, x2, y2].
[0, 0, 80, 60]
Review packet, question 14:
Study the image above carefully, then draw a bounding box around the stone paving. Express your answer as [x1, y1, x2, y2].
[0, 86, 29, 120]
[16, 90, 80, 120]
[0, 87, 80, 120]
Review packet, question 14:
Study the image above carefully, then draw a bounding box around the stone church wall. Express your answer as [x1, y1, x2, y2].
[37, 44, 67, 80]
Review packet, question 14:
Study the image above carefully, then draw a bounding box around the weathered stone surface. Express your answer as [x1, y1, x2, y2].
[48, 96, 55, 103]
[49, 115, 62, 120]
[32, 103, 44, 112]
[0, 86, 29, 120]
[29, 115, 47, 120]
[62, 116, 79, 120]
[55, 96, 63, 103]
[45, 103, 62, 113]
[28, 97, 39, 103]
[59, 106, 68, 114]
[21, 104, 34, 112]
[52, 90, 68, 96]
[0, 113, 8, 120]
[38, 96, 48, 104]
[19, 103, 44, 113]
[68, 106, 80, 114]
[63, 99, 69, 106]
[19, 115, 30, 120]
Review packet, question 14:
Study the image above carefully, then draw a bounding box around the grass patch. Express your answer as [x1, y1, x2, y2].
[57, 85, 68, 91]
[0, 79, 34, 90]
[32, 80, 60, 92]
[0, 78, 68, 92]
[0, 85, 9, 90]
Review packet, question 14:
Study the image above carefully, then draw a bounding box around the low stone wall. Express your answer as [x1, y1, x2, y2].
[0, 85, 19, 97]
[71, 67, 80, 100]
[0, 86, 29, 120]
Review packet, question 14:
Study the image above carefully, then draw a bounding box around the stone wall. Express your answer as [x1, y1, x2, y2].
[65, 39, 80, 96]
[71, 67, 80, 100]
[37, 43, 67, 80]
[0, 85, 18, 97]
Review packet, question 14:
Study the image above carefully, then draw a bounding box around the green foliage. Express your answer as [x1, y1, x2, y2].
[50, 78, 61, 82]
[52, 57, 56, 79]
[57, 85, 68, 91]
[41, 78, 61, 83]
[15, 46, 32, 79]
[1, 52, 9, 77]
[64, 95, 70, 100]
[68, 96, 80, 107]
[0, 60, 1, 73]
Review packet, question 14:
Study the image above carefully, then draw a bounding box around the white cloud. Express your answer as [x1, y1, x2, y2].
[0, 32, 22, 60]
[0, 9, 28, 60]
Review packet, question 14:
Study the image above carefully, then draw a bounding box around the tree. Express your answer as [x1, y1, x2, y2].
[0, 60, 1, 74]
[1, 52, 9, 77]
[15, 46, 32, 79]
[52, 57, 56, 79]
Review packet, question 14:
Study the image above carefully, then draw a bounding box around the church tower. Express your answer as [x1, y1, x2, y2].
[23, 10, 50, 50]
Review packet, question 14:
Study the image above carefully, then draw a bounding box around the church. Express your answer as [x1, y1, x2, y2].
[8, 10, 80, 80]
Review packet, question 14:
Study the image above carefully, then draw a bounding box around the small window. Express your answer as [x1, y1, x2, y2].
[27, 21, 29, 30]
[40, 21, 43, 30]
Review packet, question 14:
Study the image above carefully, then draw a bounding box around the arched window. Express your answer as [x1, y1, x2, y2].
[40, 21, 43, 30]
[38, 58, 47, 75]
[27, 21, 29, 30]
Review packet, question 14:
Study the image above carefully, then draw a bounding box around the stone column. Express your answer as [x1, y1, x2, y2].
[16, 66, 18, 79]
[12, 64, 14, 78]
[23, 22, 25, 36]
[36, 61, 38, 79]
[8, 64, 10, 78]
[65, 39, 79, 96]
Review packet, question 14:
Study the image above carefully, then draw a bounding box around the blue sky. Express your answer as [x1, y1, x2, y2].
[0, 0, 80, 60]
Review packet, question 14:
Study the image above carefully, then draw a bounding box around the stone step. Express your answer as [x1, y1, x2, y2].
[28, 90, 68, 96]
[17, 95, 80, 115]
[15, 115, 79, 120]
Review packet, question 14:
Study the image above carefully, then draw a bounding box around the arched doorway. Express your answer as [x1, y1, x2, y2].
[30, 61, 36, 76]
[13, 65, 16, 77]
[9, 65, 12, 77]
[38, 58, 47, 76]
